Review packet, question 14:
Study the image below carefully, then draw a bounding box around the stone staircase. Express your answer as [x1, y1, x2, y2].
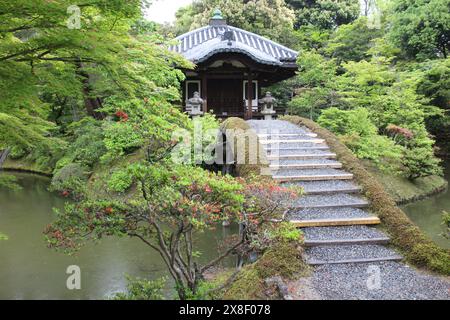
[248, 120, 403, 266]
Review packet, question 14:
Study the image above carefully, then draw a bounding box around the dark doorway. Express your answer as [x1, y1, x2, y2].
[207, 79, 243, 117]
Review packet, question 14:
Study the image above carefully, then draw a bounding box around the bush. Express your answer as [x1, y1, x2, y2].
[63, 119, 107, 168]
[113, 276, 166, 300]
[318, 108, 404, 172]
[50, 163, 88, 197]
[102, 122, 144, 161]
[107, 169, 133, 193]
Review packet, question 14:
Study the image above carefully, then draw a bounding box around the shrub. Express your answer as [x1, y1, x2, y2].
[50, 163, 88, 198]
[113, 276, 166, 300]
[318, 108, 403, 172]
[107, 169, 133, 193]
[102, 122, 144, 161]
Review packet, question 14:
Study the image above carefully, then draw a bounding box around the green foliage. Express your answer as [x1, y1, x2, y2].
[56, 119, 107, 169]
[442, 211, 450, 239]
[108, 169, 133, 193]
[388, 0, 450, 60]
[286, 0, 360, 30]
[269, 222, 303, 243]
[0, 232, 8, 241]
[326, 17, 383, 63]
[50, 163, 88, 197]
[318, 108, 404, 171]
[417, 58, 450, 110]
[0, 174, 22, 192]
[102, 122, 144, 161]
[113, 276, 166, 300]
[174, 0, 296, 45]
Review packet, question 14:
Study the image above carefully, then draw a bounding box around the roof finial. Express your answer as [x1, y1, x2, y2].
[212, 8, 223, 20]
[209, 8, 226, 26]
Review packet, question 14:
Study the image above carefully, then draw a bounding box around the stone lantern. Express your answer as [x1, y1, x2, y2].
[259, 92, 277, 120]
[187, 91, 204, 118]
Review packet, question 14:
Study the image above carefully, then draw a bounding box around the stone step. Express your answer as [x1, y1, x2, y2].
[291, 216, 380, 227]
[257, 133, 318, 139]
[267, 153, 336, 160]
[273, 169, 354, 181]
[274, 174, 354, 182]
[302, 226, 389, 244]
[264, 141, 327, 149]
[260, 138, 325, 145]
[304, 237, 390, 247]
[266, 149, 332, 156]
[288, 207, 375, 221]
[270, 162, 342, 170]
[282, 180, 361, 195]
[264, 146, 330, 151]
[290, 194, 369, 209]
[305, 244, 402, 265]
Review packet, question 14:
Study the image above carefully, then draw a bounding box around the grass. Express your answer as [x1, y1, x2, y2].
[282, 115, 450, 275]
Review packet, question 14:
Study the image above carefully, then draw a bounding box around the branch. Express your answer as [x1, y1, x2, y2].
[200, 237, 245, 273]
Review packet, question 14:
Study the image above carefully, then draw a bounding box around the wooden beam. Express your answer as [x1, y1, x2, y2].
[201, 73, 208, 113]
[247, 71, 253, 119]
[290, 216, 380, 227]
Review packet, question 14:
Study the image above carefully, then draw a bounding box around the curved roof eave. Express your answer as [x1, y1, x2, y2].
[169, 24, 298, 65]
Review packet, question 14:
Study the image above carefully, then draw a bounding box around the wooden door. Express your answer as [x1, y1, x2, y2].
[207, 79, 243, 117]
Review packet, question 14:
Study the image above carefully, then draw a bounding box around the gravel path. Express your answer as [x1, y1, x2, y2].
[305, 262, 450, 300]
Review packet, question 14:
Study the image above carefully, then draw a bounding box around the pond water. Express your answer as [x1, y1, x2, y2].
[0, 173, 237, 299]
[401, 160, 450, 249]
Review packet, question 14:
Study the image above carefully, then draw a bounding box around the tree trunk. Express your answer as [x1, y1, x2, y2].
[75, 61, 104, 120]
[0, 148, 10, 168]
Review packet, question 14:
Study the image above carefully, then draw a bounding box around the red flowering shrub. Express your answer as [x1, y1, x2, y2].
[386, 124, 414, 140]
[114, 110, 129, 122]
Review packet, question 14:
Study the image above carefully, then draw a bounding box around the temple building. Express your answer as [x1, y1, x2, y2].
[169, 9, 298, 119]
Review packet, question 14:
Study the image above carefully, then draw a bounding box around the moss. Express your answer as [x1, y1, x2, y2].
[362, 160, 447, 204]
[2, 158, 52, 176]
[222, 266, 264, 300]
[220, 117, 269, 178]
[223, 242, 309, 299]
[255, 242, 308, 280]
[282, 115, 450, 275]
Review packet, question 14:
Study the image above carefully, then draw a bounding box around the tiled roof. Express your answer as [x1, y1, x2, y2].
[169, 25, 298, 66]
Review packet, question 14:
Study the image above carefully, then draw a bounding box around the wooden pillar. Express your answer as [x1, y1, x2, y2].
[201, 73, 208, 113]
[246, 71, 253, 120]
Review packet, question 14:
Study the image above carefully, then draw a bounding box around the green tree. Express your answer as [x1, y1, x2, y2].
[286, 0, 360, 30]
[388, 0, 450, 60]
[326, 17, 384, 63]
[174, 0, 296, 44]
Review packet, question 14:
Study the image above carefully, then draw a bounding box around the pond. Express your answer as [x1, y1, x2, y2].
[401, 160, 450, 249]
[0, 173, 237, 299]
